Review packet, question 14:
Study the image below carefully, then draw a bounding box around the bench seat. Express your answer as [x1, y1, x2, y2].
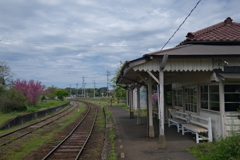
[168, 118, 188, 132]
[182, 116, 212, 143]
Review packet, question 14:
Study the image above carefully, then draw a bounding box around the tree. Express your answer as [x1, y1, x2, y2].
[44, 85, 58, 100]
[0, 61, 13, 86]
[54, 89, 70, 100]
[13, 79, 46, 106]
[111, 61, 126, 99]
[0, 88, 27, 113]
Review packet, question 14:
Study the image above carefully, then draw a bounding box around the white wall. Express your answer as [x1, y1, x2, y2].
[200, 110, 222, 141]
[132, 86, 147, 109]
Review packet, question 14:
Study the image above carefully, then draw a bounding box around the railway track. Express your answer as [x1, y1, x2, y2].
[0, 101, 77, 147]
[42, 100, 98, 160]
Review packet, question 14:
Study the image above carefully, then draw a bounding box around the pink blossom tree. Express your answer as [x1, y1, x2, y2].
[13, 79, 46, 106]
[152, 93, 158, 102]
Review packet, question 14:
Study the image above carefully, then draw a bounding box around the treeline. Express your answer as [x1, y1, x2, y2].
[66, 87, 110, 97]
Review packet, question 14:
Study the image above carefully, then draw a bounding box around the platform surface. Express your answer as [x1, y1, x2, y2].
[110, 106, 199, 160]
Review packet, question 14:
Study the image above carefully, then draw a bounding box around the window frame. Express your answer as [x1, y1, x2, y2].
[173, 88, 183, 107]
[185, 86, 197, 113]
[200, 84, 220, 112]
[224, 84, 240, 112]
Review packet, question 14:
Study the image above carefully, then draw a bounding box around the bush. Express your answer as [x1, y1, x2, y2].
[208, 135, 240, 160]
[0, 88, 27, 113]
[41, 95, 47, 102]
[187, 135, 240, 160]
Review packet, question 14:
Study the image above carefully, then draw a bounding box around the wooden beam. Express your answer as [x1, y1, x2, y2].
[147, 70, 160, 84]
[160, 54, 169, 69]
[135, 73, 148, 84]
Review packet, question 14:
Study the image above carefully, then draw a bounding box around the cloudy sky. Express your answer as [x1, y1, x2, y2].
[0, 0, 240, 89]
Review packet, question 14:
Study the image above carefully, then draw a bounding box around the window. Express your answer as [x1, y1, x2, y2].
[200, 85, 219, 111]
[224, 85, 240, 111]
[185, 87, 197, 112]
[165, 84, 172, 105]
[174, 89, 182, 107]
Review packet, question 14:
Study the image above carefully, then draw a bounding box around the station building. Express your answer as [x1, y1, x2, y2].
[116, 17, 240, 147]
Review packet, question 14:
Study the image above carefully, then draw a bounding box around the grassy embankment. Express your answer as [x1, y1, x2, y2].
[0, 100, 69, 136]
[0, 100, 68, 126]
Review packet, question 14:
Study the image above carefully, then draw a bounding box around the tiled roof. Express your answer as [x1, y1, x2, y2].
[178, 17, 240, 46]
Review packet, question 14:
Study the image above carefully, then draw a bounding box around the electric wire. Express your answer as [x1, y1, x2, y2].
[160, 0, 202, 51]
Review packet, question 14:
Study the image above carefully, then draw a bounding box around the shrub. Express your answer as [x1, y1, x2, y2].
[41, 95, 47, 102]
[188, 135, 240, 160]
[0, 88, 27, 113]
[208, 135, 240, 160]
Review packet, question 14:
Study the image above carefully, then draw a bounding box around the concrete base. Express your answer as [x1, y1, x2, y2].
[130, 111, 134, 119]
[149, 125, 155, 137]
[137, 116, 142, 125]
[158, 134, 167, 149]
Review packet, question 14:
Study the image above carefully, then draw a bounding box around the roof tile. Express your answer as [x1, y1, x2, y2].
[178, 17, 240, 46]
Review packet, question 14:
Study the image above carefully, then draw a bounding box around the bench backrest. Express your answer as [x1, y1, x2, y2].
[175, 111, 189, 122]
[190, 114, 211, 129]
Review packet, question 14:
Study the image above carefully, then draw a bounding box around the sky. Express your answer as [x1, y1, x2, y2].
[1, 0, 240, 89]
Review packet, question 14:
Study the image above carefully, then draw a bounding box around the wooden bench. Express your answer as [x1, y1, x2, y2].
[182, 114, 213, 143]
[168, 110, 189, 132]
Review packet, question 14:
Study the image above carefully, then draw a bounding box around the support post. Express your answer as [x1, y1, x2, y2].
[148, 78, 155, 137]
[129, 88, 134, 119]
[158, 69, 166, 148]
[219, 80, 225, 138]
[137, 85, 142, 125]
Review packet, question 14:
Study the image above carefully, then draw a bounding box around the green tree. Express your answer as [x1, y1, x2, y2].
[44, 85, 58, 100]
[0, 61, 13, 86]
[111, 61, 126, 99]
[54, 89, 70, 101]
[0, 88, 27, 113]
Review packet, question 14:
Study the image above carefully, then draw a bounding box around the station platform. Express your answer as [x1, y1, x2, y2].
[110, 106, 198, 160]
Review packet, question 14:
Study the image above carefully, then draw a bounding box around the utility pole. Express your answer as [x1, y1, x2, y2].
[76, 83, 78, 98]
[82, 77, 85, 97]
[93, 80, 96, 98]
[69, 84, 71, 98]
[106, 71, 110, 97]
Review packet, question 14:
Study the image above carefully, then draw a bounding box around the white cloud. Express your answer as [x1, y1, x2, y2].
[1, 0, 240, 88]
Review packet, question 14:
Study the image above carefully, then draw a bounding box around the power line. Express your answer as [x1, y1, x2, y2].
[160, 0, 202, 51]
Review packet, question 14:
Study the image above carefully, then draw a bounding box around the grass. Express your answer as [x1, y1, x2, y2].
[0, 103, 87, 160]
[104, 106, 118, 160]
[187, 134, 240, 160]
[26, 100, 68, 112]
[0, 100, 67, 126]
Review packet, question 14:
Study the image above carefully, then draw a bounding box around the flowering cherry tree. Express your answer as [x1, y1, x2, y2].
[152, 92, 158, 102]
[13, 79, 46, 106]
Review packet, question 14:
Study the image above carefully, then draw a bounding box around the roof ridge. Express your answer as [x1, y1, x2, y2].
[177, 17, 240, 46]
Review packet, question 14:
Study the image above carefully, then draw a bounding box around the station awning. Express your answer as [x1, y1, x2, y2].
[217, 73, 240, 80]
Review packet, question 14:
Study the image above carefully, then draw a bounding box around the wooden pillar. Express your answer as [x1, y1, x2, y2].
[137, 85, 142, 125]
[219, 80, 225, 138]
[158, 69, 166, 148]
[129, 88, 134, 119]
[148, 78, 155, 137]
[126, 90, 129, 107]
